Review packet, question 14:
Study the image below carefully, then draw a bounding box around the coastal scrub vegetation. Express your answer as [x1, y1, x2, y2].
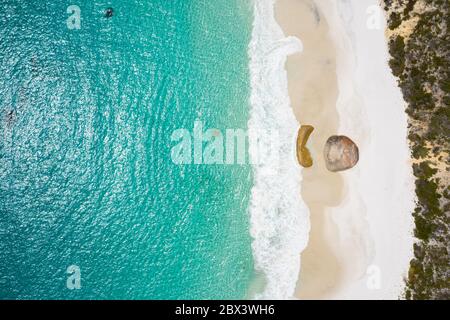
[383, 0, 450, 300]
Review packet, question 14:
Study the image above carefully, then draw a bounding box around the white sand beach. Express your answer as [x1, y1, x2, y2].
[275, 0, 416, 299]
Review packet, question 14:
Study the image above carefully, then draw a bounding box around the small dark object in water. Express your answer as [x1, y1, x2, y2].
[105, 7, 114, 18]
[5, 109, 15, 127]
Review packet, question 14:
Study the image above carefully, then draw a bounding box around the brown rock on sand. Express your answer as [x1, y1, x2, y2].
[324, 135, 359, 172]
[297, 125, 314, 168]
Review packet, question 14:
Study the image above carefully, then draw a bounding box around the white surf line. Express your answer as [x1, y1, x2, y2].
[248, 0, 310, 299]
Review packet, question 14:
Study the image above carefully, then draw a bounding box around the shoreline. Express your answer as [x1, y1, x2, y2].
[275, 0, 415, 299]
[247, 0, 310, 299]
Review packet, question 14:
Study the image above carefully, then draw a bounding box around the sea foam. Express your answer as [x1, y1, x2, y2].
[248, 0, 310, 299]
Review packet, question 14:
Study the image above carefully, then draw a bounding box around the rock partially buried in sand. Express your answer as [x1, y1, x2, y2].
[324, 135, 359, 172]
[296, 125, 314, 168]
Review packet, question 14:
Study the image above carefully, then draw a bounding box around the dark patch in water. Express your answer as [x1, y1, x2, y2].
[31, 56, 39, 79]
[105, 7, 114, 18]
[5, 109, 15, 128]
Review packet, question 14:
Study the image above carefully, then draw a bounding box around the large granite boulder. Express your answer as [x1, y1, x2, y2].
[324, 135, 359, 172]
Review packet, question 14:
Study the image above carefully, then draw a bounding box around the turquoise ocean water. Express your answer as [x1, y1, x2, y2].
[0, 0, 255, 299]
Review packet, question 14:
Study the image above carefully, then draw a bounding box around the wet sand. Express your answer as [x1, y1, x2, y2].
[275, 0, 345, 299]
